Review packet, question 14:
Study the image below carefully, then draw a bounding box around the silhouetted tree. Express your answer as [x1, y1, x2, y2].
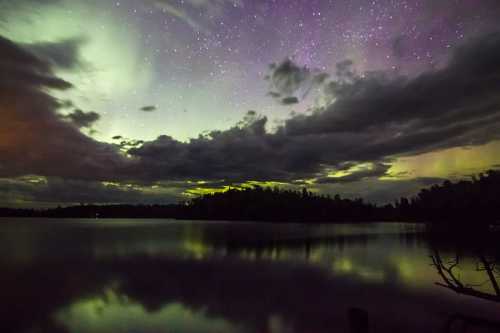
[407, 170, 500, 229]
[182, 186, 375, 223]
[1, 170, 499, 228]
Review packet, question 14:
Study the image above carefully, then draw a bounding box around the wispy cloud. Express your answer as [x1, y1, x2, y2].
[151, 0, 242, 32]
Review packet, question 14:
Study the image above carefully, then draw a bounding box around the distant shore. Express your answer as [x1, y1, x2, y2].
[1, 170, 499, 229]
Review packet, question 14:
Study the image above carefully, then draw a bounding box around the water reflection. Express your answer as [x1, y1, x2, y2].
[431, 249, 500, 302]
[0, 219, 499, 333]
[430, 247, 500, 332]
[57, 298, 239, 333]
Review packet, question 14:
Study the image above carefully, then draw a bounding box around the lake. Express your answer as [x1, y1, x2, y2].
[0, 218, 499, 333]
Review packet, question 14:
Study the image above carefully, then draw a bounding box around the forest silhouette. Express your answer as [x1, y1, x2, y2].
[1, 170, 499, 229]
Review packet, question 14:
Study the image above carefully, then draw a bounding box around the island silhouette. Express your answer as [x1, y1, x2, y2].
[1, 170, 499, 230]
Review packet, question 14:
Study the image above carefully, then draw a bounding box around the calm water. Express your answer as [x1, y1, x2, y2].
[0, 218, 499, 333]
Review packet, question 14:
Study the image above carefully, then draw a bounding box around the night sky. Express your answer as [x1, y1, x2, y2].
[1, 0, 500, 207]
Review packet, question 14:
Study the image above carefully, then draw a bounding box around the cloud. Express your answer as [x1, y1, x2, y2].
[0, 34, 128, 181]
[316, 163, 391, 184]
[281, 96, 299, 105]
[0, 35, 72, 90]
[267, 59, 329, 104]
[127, 116, 295, 182]
[151, 0, 242, 32]
[2, 31, 500, 205]
[128, 32, 500, 185]
[118, 139, 145, 150]
[268, 59, 311, 97]
[140, 105, 157, 112]
[284, 32, 500, 156]
[23, 37, 86, 70]
[64, 109, 100, 128]
[153, 0, 202, 31]
[0, 177, 179, 207]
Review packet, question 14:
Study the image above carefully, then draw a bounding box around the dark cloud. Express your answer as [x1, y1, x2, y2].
[0, 177, 178, 207]
[267, 59, 327, 103]
[281, 96, 299, 105]
[0, 34, 128, 181]
[140, 105, 157, 112]
[268, 59, 310, 96]
[59, 100, 75, 109]
[284, 32, 500, 157]
[0, 35, 72, 90]
[23, 37, 86, 70]
[118, 139, 145, 149]
[127, 115, 383, 184]
[64, 109, 100, 128]
[127, 116, 296, 182]
[121, 113, 409, 184]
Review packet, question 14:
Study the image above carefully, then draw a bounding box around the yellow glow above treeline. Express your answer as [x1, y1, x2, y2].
[182, 139, 500, 198]
[388, 140, 500, 179]
[326, 162, 378, 179]
[183, 180, 291, 197]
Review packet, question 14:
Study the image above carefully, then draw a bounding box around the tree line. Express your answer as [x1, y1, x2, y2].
[1, 170, 499, 228]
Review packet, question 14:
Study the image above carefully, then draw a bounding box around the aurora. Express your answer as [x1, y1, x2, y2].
[1, 0, 500, 207]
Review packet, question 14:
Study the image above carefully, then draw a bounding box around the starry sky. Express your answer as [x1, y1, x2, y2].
[1, 0, 500, 207]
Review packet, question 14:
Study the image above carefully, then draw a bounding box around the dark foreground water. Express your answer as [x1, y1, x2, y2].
[0, 219, 499, 333]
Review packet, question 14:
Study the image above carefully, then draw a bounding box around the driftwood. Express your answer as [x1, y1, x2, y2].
[430, 249, 500, 303]
[431, 249, 500, 332]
